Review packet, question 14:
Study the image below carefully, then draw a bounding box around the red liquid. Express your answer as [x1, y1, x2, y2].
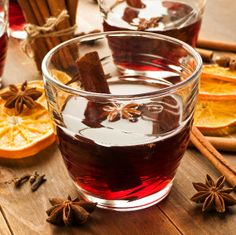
[56, 76, 192, 201]
[9, 0, 25, 31]
[103, 0, 202, 46]
[0, 22, 8, 77]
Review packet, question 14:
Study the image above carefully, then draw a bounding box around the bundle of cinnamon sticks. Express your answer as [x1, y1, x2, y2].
[18, 0, 79, 71]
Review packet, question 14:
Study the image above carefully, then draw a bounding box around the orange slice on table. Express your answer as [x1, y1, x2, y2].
[199, 76, 236, 100]
[0, 80, 55, 158]
[194, 98, 236, 136]
[202, 65, 236, 82]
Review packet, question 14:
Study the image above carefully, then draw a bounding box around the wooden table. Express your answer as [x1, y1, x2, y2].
[0, 0, 235, 234]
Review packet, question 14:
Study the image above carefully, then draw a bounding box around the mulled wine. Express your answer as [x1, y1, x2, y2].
[9, 0, 26, 39]
[0, 21, 8, 78]
[43, 31, 201, 210]
[101, 0, 204, 46]
[57, 80, 192, 204]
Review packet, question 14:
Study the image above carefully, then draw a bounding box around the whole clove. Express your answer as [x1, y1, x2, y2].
[14, 175, 31, 188]
[29, 171, 40, 184]
[31, 174, 47, 192]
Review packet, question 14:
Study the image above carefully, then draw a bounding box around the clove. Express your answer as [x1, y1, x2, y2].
[31, 174, 47, 192]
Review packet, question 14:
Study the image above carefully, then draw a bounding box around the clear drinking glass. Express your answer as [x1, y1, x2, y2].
[0, 0, 8, 87]
[98, 0, 206, 46]
[42, 31, 202, 211]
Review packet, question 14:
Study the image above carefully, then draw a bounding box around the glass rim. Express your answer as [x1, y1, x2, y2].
[42, 31, 202, 100]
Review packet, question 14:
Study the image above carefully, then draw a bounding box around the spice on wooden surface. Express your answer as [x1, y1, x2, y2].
[0, 81, 42, 114]
[46, 195, 97, 226]
[191, 174, 236, 213]
[14, 175, 31, 188]
[31, 174, 47, 192]
[190, 126, 236, 187]
[196, 48, 213, 62]
[197, 39, 236, 52]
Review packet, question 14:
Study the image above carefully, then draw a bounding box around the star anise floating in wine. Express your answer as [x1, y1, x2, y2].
[0, 81, 42, 114]
[190, 174, 236, 213]
[102, 103, 141, 122]
[46, 196, 97, 226]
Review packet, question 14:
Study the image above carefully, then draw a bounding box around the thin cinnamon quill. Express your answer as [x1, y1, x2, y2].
[190, 126, 236, 187]
[196, 48, 213, 62]
[197, 39, 236, 52]
[205, 136, 236, 152]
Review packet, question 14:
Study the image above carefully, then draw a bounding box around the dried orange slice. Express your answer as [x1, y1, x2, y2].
[194, 98, 236, 136]
[50, 69, 72, 84]
[0, 81, 55, 158]
[202, 65, 236, 82]
[199, 76, 236, 100]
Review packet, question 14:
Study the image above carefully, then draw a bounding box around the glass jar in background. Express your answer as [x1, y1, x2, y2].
[98, 0, 206, 47]
[0, 0, 9, 87]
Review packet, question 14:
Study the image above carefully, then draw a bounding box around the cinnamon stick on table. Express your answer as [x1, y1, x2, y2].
[196, 48, 213, 62]
[190, 126, 236, 187]
[205, 136, 236, 152]
[197, 39, 236, 52]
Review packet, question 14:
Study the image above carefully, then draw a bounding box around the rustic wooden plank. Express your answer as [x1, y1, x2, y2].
[158, 150, 236, 235]
[0, 208, 12, 235]
[0, 144, 181, 235]
[0, 0, 235, 234]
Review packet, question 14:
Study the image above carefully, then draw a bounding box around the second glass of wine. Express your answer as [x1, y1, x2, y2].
[98, 0, 206, 47]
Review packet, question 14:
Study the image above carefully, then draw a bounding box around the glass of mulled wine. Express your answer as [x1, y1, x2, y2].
[98, 0, 206, 46]
[42, 31, 202, 211]
[0, 0, 8, 86]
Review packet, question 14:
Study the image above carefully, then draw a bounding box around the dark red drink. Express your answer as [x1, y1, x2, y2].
[56, 74, 192, 205]
[102, 0, 202, 46]
[0, 21, 8, 77]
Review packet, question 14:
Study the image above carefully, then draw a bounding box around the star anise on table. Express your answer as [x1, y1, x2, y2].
[190, 174, 236, 213]
[46, 196, 97, 226]
[0, 81, 42, 114]
[102, 103, 142, 122]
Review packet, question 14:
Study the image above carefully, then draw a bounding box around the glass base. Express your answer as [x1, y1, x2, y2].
[75, 180, 173, 211]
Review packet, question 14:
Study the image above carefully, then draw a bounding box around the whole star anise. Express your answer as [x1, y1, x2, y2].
[191, 174, 236, 213]
[46, 196, 97, 226]
[102, 103, 141, 122]
[0, 81, 42, 114]
[136, 17, 162, 31]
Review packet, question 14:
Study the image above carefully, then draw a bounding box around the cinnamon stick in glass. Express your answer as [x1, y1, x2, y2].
[190, 126, 236, 187]
[197, 39, 236, 52]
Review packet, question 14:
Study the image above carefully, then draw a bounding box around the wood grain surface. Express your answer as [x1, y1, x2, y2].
[0, 0, 235, 235]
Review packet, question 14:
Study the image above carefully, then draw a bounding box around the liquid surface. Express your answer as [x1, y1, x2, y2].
[103, 0, 202, 46]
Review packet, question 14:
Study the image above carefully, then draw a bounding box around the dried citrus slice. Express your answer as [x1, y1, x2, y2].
[0, 81, 55, 158]
[202, 65, 236, 82]
[194, 98, 236, 136]
[199, 76, 236, 100]
[50, 69, 72, 84]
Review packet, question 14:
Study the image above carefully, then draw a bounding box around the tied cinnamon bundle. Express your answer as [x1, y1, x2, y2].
[18, 0, 79, 71]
